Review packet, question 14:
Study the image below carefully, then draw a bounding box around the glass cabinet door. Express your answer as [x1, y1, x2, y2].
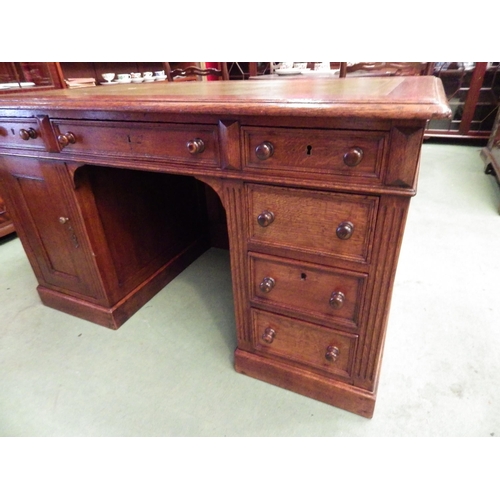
[0, 62, 64, 92]
[472, 63, 500, 133]
[426, 62, 500, 139]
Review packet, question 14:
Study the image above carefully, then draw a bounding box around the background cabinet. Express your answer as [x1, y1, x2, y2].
[425, 62, 500, 140]
[59, 62, 200, 84]
[481, 106, 500, 212]
[0, 62, 65, 93]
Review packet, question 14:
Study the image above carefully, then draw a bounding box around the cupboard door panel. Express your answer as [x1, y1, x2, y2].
[0, 191, 15, 237]
[0, 156, 103, 301]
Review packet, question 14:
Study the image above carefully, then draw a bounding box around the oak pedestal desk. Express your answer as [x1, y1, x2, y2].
[0, 78, 450, 418]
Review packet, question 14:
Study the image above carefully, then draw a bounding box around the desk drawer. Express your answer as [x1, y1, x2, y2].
[248, 184, 378, 264]
[252, 308, 357, 379]
[243, 126, 386, 181]
[51, 120, 221, 167]
[250, 253, 367, 331]
[0, 118, 48, 151]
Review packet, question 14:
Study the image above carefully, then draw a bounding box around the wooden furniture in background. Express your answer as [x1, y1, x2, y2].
[481, 106, 500, 212]
[339, 62, 433, 78]
[0, 62, 65, 93]
[426, 62, 500, 139]
[0, 77, 450, 417]
[336, 62, 500, 139]
[225, 62, 274, 79]
[60, 62, 178, 85]
[165, 62, 229, 82]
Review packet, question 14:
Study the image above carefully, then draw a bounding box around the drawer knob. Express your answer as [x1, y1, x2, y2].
[262, 327, 276, 344]
[325, 345, 340, 362]
[329, 291, 345, 309]
[343, 147, 364, 167]
[58, 132, 76, 148]
[336, 221, 354, 240]
[257, 210, 275, 227]
[19, 128, 38, 140]
[187, 138, 205, 154]
[255, 141, 274, 160]
[259, 276, 276, 293]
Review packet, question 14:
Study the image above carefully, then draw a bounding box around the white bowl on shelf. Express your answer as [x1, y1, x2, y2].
[101, 73, 115, 83]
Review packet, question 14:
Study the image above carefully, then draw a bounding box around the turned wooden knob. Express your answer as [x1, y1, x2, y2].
[255, 141, 274, 160]
[343, 147, 364, 167]
[186, 138, 205, 154]
[336, 221, 354, 240]
[329, 291, 345, 309]
[257, 210, 275, 227]
[19, 128, 38, 140]
[325, 345, 340, 362]
[262, 327, 276, 344]
[58, 132, 76, 148]
[259, 276, 275, 293]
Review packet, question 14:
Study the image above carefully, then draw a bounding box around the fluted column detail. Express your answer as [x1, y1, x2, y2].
[353, 195, 410, 390]
[221, 179, 252, 346]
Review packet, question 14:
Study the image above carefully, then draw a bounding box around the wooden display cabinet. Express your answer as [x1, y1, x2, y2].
[481, 106, 500, 212]
[59, 62, 205, 85]
[426, 62, 500, 139]
[0, 62, 65, 93]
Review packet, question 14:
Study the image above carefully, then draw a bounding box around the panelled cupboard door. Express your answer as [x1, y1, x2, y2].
[0, 156, 104, 301]
[0, 192, 15, 236]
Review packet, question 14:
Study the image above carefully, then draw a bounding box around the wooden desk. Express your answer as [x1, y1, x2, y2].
[250, 70, 403, 80]
[0, 189, 15, 237]
[249, 71, 340, 80]
[0, 78, 450, 417]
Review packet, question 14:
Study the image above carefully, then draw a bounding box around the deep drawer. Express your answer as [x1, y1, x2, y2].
[247, 184, 378, 264]
[250, 252, 367, 331]
[252, 308, 357, 379]
[51, 120, 221, 167]
[243, 126, 386, 181]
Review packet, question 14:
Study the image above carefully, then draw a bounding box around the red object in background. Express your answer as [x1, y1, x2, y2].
[205, 62, 219, 81]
